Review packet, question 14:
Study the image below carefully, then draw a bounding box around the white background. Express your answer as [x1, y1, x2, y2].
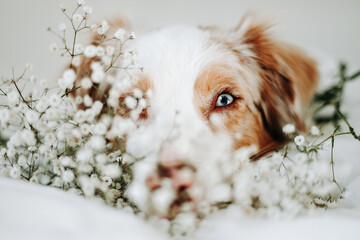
[0, 0, 359, 82]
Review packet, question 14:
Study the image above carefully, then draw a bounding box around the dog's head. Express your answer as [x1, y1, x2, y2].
[123, 14, 318, 161]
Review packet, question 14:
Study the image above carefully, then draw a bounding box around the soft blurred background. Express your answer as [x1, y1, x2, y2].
[0, 0, 359, 82]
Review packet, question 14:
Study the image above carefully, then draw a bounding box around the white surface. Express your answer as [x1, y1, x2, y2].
[0, 177, 167, 240]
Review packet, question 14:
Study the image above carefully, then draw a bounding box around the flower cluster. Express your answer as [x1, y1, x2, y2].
[0, 0, 142, 210]
[127, 123, 346, 237]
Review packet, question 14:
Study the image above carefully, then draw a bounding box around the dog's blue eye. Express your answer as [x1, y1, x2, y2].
[216, 93, 234, 107]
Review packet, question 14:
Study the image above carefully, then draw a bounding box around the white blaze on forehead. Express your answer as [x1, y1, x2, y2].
[132, 26, 232, 116]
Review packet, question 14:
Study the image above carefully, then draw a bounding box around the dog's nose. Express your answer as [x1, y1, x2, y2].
[146, 148, 194, 191]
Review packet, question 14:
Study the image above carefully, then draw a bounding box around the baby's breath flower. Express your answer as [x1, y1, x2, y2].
[93, 122, 107, 135]
[84, 45, 97, 58]
[310, 126, 320, 136]
[129, 32, 137, 39]
[17, 155, 28, 167]
[62, 170, 75, 183]
[294, 135, 305, 146]
[10, 166, 21, 179]
[81, 77, 92, 89]
[72, 14, 82, 22]
[72, 56, 81, 67]
[90, 24, 97, 32]
[102, 176, 112, 186]
[91, 70, 105, 83]
[124, 96, 137, 109]
[75, 95, 83, 105]
[76, 148, 93, 162]
[283, 124, 295, 134]
[97, 20, 109, 35]
[114, 28, 126, 40]
[83, 94, 93, 107]
[63, 69, 76, 83]
[92, 101, 103, 115]
[82, 6, 93, 15]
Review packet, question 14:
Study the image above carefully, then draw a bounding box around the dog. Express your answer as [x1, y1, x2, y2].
[73, 13, 318, 216]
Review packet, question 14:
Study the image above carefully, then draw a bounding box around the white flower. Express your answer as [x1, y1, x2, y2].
[93, 122, 107, 135]
[82, 6, 93, 15]
[81, 77, 92, 89]
[89, 135, 106, 151]
[72, 56, 81, 67]
[90, 24, 97, 32]
[44, 132, 57, 146]
[75, 95, 83, 105]
[48, 94, 61, 106]
[95, 154, 109, 164]
[101, 164, 121, 178]
[294, 135, 305, 146]
[58, 78, 72, 89]
[310, 126, 320, 136]
[85, 109, 96, 122]
[40, 175, 51, 185]
[79, 176, 95, 196]
[114, 28, 126, 40]
[207, 183, 232, 203]
[151, 184, 176, 215]
[283, 124, 295, 134]
[91, 101, 103, 115]
[10, 166, 21, 179]
[17, 155, 28, 167]
[102, 176, 112, 186]
[97, 21, 109, 35]
[84, 45, 97, 58]
[60, 156, 73, 167]
[72, 14, 82, 22]
[49, 42, 58, 52]
[91, 70, 105, 83]
[133, 88, 143, 99]
[129, 32, 137, 39]
[58, 22, 67, 31]
[21, 129, 36, 146]
[36, 98, 48, 112]
[80, 123, 91, 135]
[63, 69, 76, 83]
[74, 110, 86, 123]
[45, 108, 62, 121]
[83, 94, 93, 107]
[76, 148, 93, 162]
[124, 96, 137, 109]
[62, 170, 75, 183]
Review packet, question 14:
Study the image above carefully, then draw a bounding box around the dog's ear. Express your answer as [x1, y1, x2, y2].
[234, 13, 319, 142]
